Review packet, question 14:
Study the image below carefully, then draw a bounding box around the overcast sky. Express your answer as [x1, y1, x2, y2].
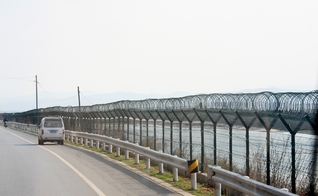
[0, 0, 317, 111]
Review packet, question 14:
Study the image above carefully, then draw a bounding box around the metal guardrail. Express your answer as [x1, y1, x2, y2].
[7, 121, 38, 133]
[64, 130, 201, 189]
[207, 165, 297, 196]
[65, 130, 189, 172]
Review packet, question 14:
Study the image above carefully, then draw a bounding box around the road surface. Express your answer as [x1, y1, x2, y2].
[0, 126, 190, 196]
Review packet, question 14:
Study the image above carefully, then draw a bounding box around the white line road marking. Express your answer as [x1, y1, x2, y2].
[5, 130, 106, 196]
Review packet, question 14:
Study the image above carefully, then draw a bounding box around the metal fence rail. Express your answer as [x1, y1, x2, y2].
[207, 165, 297, 196]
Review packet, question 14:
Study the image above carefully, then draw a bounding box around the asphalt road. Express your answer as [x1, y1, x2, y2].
[0, 126, 188, 196]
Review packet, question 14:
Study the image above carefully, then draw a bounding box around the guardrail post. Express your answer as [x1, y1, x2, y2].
[215, 181, 221, 196]
[146, 158, 150, 169]
[173, 167, 178, 182]
[125, 150, 129, 160]
[134, 143, 139, 164]
[191, 173, 197, 190]
[102, 142, 106, 151]
[159, 163, 164, 174]
[211, 166, 221, 196]
[145, 147, 150, 169]
[90, 139, 94, 148]
[71, 135, 73, 143]
[109, 144, 113, 153]
[75, 136, 78, 144]
[116, 147, 120, 157]
[188, 159, 199, 190]
[85, 138, 88, 146]
[96, 141, 100, 149]
[80, 138, 83, 145]
[158, 150, 164, 174]
[243, 176, 250, 196]
[135, 153, 139, 164]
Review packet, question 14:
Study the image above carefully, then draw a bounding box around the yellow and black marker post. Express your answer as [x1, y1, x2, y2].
[188, 159, 199, 190]
[188, 159, 199, 173]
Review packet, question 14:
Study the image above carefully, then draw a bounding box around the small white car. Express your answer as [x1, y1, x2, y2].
[38, 117, 65, 145]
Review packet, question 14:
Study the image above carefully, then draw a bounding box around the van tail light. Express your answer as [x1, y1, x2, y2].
[42, 130, 44, 134]
[62, 130, 65, 134]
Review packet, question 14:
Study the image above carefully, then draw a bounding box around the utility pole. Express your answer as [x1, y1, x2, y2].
[35, 75, 39, 124]
[77, 86, 81, 111]
[77, 86, 82, 132]
[35, 75, 38, 110]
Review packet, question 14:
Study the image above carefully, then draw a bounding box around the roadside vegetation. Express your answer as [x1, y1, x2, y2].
[65, 141, 215, 196]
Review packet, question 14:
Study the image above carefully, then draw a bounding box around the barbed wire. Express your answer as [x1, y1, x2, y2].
[5, 91, 318, 118]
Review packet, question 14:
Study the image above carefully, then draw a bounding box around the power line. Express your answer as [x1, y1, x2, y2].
[80, 92, 93, 105]
[38, 83, 76, 100]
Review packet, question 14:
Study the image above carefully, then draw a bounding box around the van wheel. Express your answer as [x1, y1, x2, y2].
[61, 141, 64, 145]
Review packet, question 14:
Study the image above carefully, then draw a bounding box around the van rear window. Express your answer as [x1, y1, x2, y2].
[44, 119, 63, 128]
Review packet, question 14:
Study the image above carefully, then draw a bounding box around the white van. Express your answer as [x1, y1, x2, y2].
[38, 117, 65, 145]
